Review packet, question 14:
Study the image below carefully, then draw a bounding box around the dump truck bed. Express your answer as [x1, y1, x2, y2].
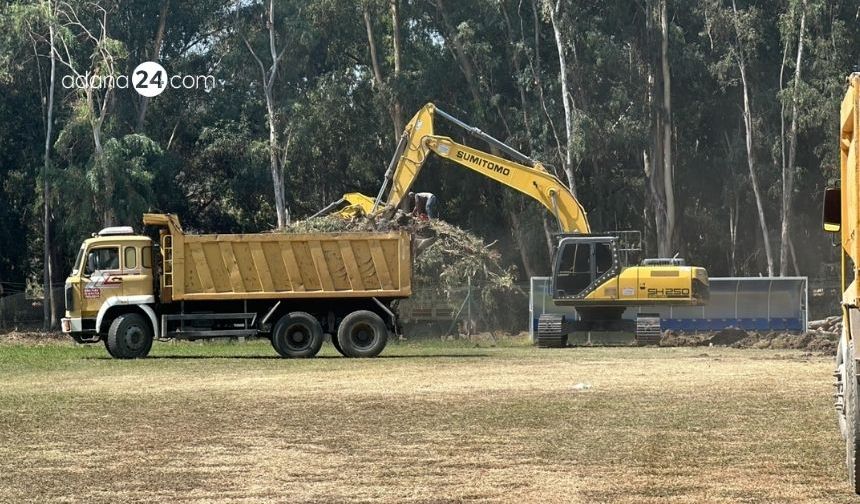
[841, 74, 860, 306]
[143, 214, 412, 302]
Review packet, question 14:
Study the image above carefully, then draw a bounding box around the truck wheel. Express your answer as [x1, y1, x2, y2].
[843, 338, 860, 494]
[104, 338, 119, 358]
[337, 310, 388, 358]
[106, 313, 153, 359]
[837, 338, 850, 439]
[272, 312, 324, 358]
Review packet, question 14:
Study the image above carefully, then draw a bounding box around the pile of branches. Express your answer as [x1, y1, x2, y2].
[284, 211, 519, 325]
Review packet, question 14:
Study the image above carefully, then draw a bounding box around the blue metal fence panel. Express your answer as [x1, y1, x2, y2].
[529, 277, 808, 338]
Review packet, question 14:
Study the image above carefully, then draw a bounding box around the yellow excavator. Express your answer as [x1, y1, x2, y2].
[329, 103, 709, 346]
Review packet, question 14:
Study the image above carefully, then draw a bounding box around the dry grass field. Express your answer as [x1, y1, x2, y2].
[0, 338, 853, 503]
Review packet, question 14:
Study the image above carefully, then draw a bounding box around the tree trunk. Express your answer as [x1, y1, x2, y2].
[53, 1, 117, 226]
[730, 0, 773, 276]
[780, 1, 806, 276]
[136, 0, 169, 131]
[84, 85, 114, 226]
[548, 0, 578, 196]
[728, 194, 738, 276]
[788, 234, 800, 276]
[643, 0, 671, 258]
[500, 1, 533, 150]
[364, 7, 402, 142]
[267, 92, 287, 229]
[541, 213, 556, 260]
[43, 19, 57, 330]
[738, 61, 774, 276]
[390, 0, 403, 135]
[658, 0, 675, 255]
[434, 0, 483, 110]
[243, 0, 289, 229]
[723, 132, 740, 276]
[528, 0, 563, 257]
[509, 206, 537, 278]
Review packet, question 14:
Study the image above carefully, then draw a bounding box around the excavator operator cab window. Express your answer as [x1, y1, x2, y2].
[557, 243, 592, 294]
[595, 243, 613, 276]
[553, 238, 618, 299]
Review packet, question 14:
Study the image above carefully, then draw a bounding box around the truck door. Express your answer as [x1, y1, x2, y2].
[121, 243, 154, 298]
[80, 246, 121, 317]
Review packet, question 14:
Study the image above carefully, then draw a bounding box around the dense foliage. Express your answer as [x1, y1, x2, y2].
[0, 0, 856, 324]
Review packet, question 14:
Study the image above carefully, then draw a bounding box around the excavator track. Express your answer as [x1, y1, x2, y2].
[536, 314, 567, 348]
[635, 314, 662, 346]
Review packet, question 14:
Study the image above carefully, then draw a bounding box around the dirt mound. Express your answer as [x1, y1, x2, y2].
[660, 329, 838, 355]
[705, 328, 748, 346]
[660, 330, 703, 347]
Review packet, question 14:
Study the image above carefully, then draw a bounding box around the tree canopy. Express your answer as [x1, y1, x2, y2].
[0, 0, 856, 318]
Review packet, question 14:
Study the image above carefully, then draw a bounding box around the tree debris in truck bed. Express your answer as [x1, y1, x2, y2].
[284, 211, 518, 325]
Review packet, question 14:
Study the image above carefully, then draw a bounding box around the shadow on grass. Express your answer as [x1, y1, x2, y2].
[83, 353, 491, 360]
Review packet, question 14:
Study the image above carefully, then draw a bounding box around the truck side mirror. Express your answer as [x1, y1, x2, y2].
[823, 187, 841, 233]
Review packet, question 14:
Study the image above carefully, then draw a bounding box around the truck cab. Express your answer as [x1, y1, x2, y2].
[62, 226, 155, 343]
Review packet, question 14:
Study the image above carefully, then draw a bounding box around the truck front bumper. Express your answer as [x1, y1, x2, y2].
[62, 317, 99, 342]
[61, 317, 80, 333]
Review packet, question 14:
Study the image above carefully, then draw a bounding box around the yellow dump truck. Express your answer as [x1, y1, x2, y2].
[61, 213, 412, 359]
[825, 73, 860, 493]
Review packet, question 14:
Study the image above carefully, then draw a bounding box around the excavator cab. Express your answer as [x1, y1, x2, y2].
[552, 236, 620, 300]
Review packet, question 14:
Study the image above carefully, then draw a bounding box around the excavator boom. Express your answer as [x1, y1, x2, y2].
[371, 104, 589, 233]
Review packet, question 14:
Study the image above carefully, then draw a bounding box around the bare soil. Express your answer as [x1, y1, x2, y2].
[660, 328, 839, 354]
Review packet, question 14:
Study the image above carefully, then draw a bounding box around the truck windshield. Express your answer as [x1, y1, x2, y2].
[84, 248, 119, 275]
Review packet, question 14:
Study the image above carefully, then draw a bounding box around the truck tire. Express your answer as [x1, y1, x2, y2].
[272, 312, 324, 358]
[104, 339, 119, 358]
[337, 310, 388, 358]
[106, 313, 153, 359]
[843, 338, 860, 494]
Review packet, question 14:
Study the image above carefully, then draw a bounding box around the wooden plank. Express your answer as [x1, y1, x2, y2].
[186, 242, 214, 293]
[338, 241, 365, 291]
[182, 231, 403, 243]
[399, 235, 411, 294]
[218, 242, 246, 293]
[280, 244, 305, 292]
[309, 240, 335, 291]
[249, 242, 275, 292]
[180, 289, 408, 301]
[369, 241, 394, 290]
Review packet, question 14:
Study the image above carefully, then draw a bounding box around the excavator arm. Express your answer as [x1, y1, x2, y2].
[333, 103, 590, 234]
[379, 104, 590, 234]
